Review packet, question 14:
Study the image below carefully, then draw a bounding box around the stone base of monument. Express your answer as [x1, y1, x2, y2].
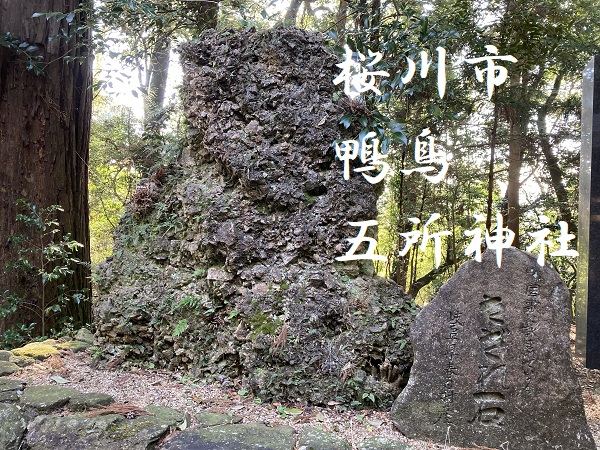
[391, 248, 595, 449]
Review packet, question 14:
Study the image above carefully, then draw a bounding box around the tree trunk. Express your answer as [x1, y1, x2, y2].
[142, 36, 171, 163]
[335, 0, 348, 37]
[486, 105, 499, 232]
[0, 1, 92, 337]
[505, 111, 527, 248]
[284, 0, 304, 25]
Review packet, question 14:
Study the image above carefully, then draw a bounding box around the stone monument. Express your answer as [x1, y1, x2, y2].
[391, 248, 595, 449]
[576, 54, 600, 369]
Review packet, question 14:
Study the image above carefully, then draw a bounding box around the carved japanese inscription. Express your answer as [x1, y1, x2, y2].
[474, 295, 506, 427]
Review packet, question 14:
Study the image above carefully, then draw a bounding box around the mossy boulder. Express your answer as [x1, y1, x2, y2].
[56, 340, 90, 353]
[145, 405, 188, 428]
[9, 354, 35, 367]
[74, 328, 94, 344]
[11, 342, 59, 360]
[26, 414, 123, 450]
[106, 414, 175, 447]
[0, 350, 12, 361]
[26, 408, 183, 450]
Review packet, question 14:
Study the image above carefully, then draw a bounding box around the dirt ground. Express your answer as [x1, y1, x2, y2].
[11, 331, 600, 450]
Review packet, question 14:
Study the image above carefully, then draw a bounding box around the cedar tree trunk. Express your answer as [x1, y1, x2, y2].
[0, 0, 92, 337]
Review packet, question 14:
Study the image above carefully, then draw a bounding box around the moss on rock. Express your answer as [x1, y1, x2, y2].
[11, 342, 59, 360]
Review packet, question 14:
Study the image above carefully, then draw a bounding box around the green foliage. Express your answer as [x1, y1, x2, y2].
[172, 295, 203, 312]
[89, 96, 142, 264]
[276, 405, 303, 419]
[330, 0, 600, 303]
[1, 200, 89, 346]
[0, 33, 45, 74]
[0, 323, 36, 350]
[249, 313, 282, 339]
[172, 319, 189, 337]
[2, 4, 96, 75]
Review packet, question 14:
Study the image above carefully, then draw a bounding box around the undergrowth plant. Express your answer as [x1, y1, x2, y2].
[0, 200, 89, 345]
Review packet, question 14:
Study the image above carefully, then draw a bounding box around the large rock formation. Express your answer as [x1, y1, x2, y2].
[93, 27, 417, 406]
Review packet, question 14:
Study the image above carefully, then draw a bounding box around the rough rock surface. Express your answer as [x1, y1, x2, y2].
[0, 403, 26, 449]
[25, 412, 176, 450]
[161, 423, 296, 450]
[20, 385, 80, 413]
[93, 27, 417, 406]
[0, 360, 19, 376]
[298, 427, 351, 449]
[69, 392, 115, 411]
[0, 376, 412, 450]
[391, 248, 595, 449]
[195, 412, 242, 428]
[0, 378, 24, 402]
[357, 438, 413, 450]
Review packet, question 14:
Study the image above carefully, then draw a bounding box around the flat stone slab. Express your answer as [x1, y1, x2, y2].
[0, 378, 26, 402]
[20, 385, 80, 412]
[0, 403, 27, 450]
[0, 361, 19, 376]
[391, 248, 595, 449]
[69, 392, 114, 411]
[298, 427, 350, 449]
[26, 411, 176, 450]
[161, 423, 295, 450]
[195, 411, 242, 428]
[145, 405, 187, 427]
[356, 437, 413, 450]
[26, 413, 121, 450]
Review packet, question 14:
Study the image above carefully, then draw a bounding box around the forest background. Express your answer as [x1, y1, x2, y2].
[1, 0, 599, 346]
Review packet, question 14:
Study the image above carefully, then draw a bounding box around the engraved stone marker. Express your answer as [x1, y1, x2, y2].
[391, 248, 595, 449]
[576, 55, 600, 369]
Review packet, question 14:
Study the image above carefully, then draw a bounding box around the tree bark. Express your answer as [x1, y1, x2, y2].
[0, 1, 92, 336]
